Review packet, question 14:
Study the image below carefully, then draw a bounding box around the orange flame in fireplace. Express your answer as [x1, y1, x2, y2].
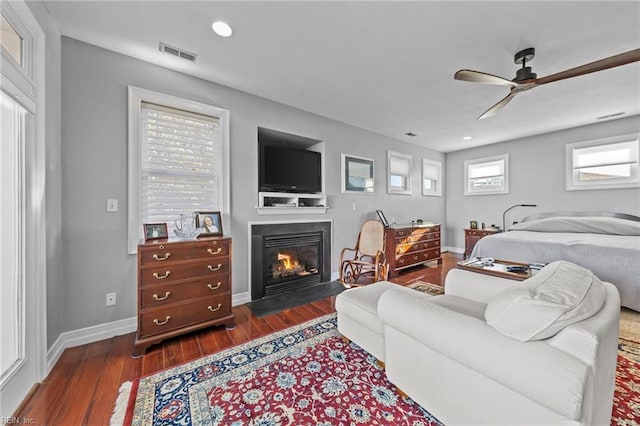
[278, 253, 292, 270]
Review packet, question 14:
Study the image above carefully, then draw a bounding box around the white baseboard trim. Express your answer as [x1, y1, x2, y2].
[232, 291, 251, 306]
[46, 316, 137, 374]
[444, 246, 464, 255]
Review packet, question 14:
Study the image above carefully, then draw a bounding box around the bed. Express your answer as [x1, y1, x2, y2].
[470, 212, 640, 311]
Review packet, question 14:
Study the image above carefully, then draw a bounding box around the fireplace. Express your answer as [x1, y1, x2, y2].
[251, 221, 331, 300]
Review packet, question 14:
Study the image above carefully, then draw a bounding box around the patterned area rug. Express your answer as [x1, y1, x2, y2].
[112, 314, 640, 425]
[112, 314, 441, 425]
[406, 281, 444, 296]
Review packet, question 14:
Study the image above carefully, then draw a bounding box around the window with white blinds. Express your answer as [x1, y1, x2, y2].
[566, 134, 639, 191]
[388, 150, 413, 194]
[422, 158, 442, 196]
[140, 102, 221, 231]
[128, 87, 230, 253]
[464, 154, 509, 195]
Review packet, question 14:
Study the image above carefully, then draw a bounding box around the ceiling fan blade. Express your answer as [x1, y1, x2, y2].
[534, 48, 640, 85]
[478, 92, 517, 120]
[454, 69, 518, 87]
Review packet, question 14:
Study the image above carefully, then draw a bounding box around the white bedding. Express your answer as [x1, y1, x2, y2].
[470, 221, 640, 311]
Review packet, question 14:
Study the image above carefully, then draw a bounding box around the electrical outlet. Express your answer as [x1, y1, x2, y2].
[106, 292, 116, 306]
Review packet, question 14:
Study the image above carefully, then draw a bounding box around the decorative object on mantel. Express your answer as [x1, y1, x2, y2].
[195, 211, 223, 237]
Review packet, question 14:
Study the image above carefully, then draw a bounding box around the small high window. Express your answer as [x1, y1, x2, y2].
[464, 154, 509, 195]
[566, 134, 639, 191]
[422, 159, 442, 196]
[387, 151, 413, 194]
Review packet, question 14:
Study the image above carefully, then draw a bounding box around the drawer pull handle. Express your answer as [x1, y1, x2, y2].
[208, 303, 222, 312]
[152, 253, 171, 261]
[153, 291, 171, 301]
[207, 248, 223, 255]
[208, 264, 222, 272]
[208, 282, 222, 290]
[153, 271, 171, 280]
[153, 316, 171, 326]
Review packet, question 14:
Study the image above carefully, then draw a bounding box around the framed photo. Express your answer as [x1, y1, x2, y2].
[143, 223, 168, 241]
[341, 153, 374, 194]
[470, 220, 478, 229]
[195, 211, 223, 237]
[376, 209, 390, 227]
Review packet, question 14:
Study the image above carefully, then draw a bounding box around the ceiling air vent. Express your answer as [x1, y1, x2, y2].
[159, 42, 197, 62]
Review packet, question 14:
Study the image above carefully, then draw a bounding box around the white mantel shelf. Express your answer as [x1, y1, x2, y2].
[256, 192, 328, 215]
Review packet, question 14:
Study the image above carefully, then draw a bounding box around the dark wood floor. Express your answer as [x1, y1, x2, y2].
[15, 253, 461, 425]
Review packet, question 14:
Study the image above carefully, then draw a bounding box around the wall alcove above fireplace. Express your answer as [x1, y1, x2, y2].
[250, 221, 332, 300]
[256, 127, 328, 215]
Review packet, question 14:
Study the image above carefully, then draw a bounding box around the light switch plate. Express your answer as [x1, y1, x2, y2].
[107, 199, 118, 212]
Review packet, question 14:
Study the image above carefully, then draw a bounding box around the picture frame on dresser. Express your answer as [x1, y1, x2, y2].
[143, 223, 168, 241]
[195, 211, 223, 237]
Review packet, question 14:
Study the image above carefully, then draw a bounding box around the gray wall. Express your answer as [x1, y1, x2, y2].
[60, 37, 445, 333]
[444, 116, 640, 250]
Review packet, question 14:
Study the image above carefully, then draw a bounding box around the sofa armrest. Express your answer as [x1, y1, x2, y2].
[444, 268, 519, 303]
[379, 287, 589, 421]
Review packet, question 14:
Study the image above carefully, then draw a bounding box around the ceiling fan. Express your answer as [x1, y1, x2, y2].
[454, 47, 640, 120]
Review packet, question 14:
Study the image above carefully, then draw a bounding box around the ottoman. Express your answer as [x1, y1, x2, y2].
[335, 281, 419, 362]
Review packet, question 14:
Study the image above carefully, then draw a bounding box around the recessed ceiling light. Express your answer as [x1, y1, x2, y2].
[212, 21, 233, 37]
[462, 136, 472, 140]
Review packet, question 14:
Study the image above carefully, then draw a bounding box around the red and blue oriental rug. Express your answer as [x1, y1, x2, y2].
[112, 313, 640, 425]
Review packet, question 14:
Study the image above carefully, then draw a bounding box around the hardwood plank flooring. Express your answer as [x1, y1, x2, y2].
[15, 253, 461, 425]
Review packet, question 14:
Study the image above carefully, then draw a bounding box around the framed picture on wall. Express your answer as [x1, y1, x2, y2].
[341, 153, 374, 194]
[143, 223, 168, 241]
[195, 211, 223, 237]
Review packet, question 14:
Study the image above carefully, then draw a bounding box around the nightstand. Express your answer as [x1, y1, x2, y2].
[464, 228, 498, 259]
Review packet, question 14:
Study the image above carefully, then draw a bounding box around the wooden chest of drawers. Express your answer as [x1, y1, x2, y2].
[385, 224, 442, 278]
[133, 237, 234, 357]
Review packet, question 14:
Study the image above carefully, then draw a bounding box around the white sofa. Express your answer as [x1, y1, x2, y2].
[377, 268, 620, 426]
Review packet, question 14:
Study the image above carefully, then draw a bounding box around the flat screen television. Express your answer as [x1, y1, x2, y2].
[259, 144, 322, 193]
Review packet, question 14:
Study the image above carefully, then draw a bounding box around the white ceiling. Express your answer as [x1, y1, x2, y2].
[44, 1, 640, 152]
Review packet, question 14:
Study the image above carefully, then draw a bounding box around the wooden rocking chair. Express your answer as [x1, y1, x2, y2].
[339, 219, 388, 285]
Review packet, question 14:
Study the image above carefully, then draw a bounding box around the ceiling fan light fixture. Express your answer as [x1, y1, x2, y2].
[212, 21, 233, 37]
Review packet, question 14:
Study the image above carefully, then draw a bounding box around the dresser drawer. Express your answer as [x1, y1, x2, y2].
[139, 239, 230, 265]
[140, 276, 230, 307]
[397, 232, 440, 244]
[395, 239, 440, 255]
[141, 258, 230, 285]
[139, 294, 232, 338]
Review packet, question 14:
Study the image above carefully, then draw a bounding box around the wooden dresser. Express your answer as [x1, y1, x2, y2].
[133, 237, 234, 357]
[464, 228, 498, 259]
[385, 224, 442, 278]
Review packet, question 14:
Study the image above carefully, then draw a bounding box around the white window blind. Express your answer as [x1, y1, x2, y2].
[388, 151, 413, 194]
[566, 135, 639, 191]
[464, 154, 509, 195]
[422, 159, 442, 196]
[140, 102, 221, 235]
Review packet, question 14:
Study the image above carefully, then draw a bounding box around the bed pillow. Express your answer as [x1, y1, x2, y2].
[484, 261, 606, 341]
[510, 216, 640, 236]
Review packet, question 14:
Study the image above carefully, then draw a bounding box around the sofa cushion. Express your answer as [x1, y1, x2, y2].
[484, 260, 606, 341]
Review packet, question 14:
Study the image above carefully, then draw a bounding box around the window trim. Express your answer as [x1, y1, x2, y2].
[464, 154, 509, 196]
[422, 158, 442, 197]
[387, 150, 413, 195]
[127, 86, 230, 254]
[565, 133, 640, 191]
